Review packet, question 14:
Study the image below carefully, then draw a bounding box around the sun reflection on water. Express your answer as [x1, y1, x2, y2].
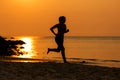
[17, 37, 34, 58]
[21, 38, 32, 52]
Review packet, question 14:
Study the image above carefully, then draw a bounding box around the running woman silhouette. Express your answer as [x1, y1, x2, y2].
[47, 16, 69, 63]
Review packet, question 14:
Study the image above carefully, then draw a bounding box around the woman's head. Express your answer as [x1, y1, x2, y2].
[59, 16, 66, 24]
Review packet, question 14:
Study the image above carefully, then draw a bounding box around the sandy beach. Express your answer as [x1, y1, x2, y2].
[0, 62, 119, 80]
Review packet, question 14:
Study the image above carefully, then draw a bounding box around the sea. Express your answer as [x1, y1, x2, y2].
[2, 36, 120, 68]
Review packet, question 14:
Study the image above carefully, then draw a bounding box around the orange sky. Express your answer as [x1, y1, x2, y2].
[0, 0, 120, 36]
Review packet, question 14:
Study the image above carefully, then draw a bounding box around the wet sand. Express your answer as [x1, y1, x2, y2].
[0, 62, 119, 80]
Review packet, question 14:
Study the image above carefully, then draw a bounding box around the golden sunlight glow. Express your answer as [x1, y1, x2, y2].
[15, 0, 34, 3]
[12, 0, 36, 6]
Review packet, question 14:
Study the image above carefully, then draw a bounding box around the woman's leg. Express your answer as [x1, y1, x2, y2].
[47, 36, 60, 54]
[57, 36, 67, 63]
[47, 48, 60, 54]
[61, 47, 67, 63]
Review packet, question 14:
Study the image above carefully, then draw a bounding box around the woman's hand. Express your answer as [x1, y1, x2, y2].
[65, 29, 69, 33]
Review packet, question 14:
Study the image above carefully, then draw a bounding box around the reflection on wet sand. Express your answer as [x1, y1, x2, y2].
[0, 56, 51, 63]
[0, 56, 120, 68]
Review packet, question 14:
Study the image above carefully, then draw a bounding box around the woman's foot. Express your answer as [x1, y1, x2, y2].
[47, 48, 50, 54]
